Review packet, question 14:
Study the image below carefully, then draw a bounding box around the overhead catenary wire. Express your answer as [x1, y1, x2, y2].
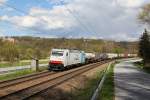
[36, 0, 92, 35]
[64, 6, 94, 34]
[58, 1, 97, 35]
[71, 8, 98, 36]
[0, 1, 57, 36]
[0, 19, 42, 35]
[0, 1, 49, 24]
[0, 19, 66, 38]
[0, 1, 97, 37]
[41, 0, 96, 35]
[0, 1, 80, 38]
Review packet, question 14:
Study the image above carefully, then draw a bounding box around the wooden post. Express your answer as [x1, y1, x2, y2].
[31, 58, 39, 71]
[36, 59, 39, 71]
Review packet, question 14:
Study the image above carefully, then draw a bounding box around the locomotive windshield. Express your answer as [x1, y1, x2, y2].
[51, 51, 64, 56]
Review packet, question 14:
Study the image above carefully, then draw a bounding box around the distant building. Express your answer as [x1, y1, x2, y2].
[2, 37, 16, 43]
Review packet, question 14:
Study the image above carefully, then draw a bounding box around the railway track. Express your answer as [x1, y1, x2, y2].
[0, 60, 111, 100]
[0, 71, 56, 88]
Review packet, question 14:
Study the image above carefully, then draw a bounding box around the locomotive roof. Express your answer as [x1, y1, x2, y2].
[52, 48, 84, 53]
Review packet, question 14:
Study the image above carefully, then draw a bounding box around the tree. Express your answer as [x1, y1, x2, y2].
[25, 48, 34, 59]
[113, 47, 124, 57]
[1, 42, 19, 63]
[139, 29, 150, 67]
[0, 39, 3, 61]
[138, 3, 150, 26]
[33, 48, 42, 59]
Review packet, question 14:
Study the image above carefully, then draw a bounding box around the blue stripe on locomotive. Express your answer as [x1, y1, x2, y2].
[80, 51, 86, 63]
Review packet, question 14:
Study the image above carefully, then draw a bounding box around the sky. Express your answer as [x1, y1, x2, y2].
[0, 0, 150, 41]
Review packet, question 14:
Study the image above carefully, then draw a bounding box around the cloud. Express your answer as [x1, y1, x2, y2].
[0, 15, 8, 20]
[46, 0, 70, 5]
[0, 0, 7, 6]
[108, 32, 139, 41]
[0, 0, 7, 3]
[1, 6, 76, 30]
[63, 0, 144, 40]
[0, 33, 4, 37]
[115, 0, 145, 8]
[1, 0, 149, 41]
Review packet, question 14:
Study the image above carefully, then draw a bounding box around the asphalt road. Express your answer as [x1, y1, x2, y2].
[114, 59, 150, 100]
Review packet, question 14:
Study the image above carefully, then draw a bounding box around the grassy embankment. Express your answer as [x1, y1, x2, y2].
[72, 70, 104, 100]
[98, 63, 115, 100]
[134, 61, 150, 74]
[0, 69, 35, 81]
[72, 63, 115, 100]
[0, 66, 48, 81]
[0, 59, 49, 81]
[0, 59, 49, 68]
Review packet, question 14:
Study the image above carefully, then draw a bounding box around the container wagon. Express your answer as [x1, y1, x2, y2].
[85, 53, 96, 63]
[107, 53, 118, 59]
[95, 53, 108, 61]
[48, 49, 85, 70]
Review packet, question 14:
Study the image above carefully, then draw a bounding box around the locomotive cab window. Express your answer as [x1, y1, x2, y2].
[51, 51, 63, 56]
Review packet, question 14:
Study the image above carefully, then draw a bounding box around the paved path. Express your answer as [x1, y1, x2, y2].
[114, 59, 150, 100]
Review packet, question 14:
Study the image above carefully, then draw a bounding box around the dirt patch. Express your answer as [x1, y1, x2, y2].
[29, 63, 109, 100]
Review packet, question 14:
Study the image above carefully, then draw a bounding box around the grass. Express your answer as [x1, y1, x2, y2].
[38, 66, 49, 71]
[115, 60, 120, 64]
[98, 63, 115, 100]
[72, 71, 104, 100]
[71, 63, 115, 100]
[0, 59, 49, 68]
[0, 69, 35, 81]
[0, 64, 48, 81]
[0, 62, 30, 68]
[134, 61, 150, 74]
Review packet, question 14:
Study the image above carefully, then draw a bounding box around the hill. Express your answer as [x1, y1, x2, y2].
[0, 36, 138, 62]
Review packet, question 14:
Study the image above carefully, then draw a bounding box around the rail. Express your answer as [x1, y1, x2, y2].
[0, 60, 111, 100]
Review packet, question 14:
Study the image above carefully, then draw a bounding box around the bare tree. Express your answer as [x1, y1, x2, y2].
[138, 4, 150, 26]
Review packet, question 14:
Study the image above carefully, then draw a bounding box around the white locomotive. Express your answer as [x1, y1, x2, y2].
[49, 49, 85, 70]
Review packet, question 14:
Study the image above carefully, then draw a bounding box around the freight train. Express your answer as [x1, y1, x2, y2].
[48, 49, 137, 71]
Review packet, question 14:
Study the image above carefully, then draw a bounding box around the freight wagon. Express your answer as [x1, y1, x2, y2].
[107, 53, 118, 59]
[85, 53, 108, 63]
[95, 53, 108, 61]
[48, 49, 85, 70]
[85, 53, 96, 63]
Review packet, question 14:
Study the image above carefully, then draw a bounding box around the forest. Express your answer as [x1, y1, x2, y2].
[0, 36, 138, 63]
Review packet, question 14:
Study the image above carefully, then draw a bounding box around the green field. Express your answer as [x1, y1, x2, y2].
[0, 66, 48, 81]
[0, 69, 35, 81]
[0, 59, 49, 68]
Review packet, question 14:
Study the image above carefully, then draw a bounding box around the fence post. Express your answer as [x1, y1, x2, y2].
[31, 58, 39, 71]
